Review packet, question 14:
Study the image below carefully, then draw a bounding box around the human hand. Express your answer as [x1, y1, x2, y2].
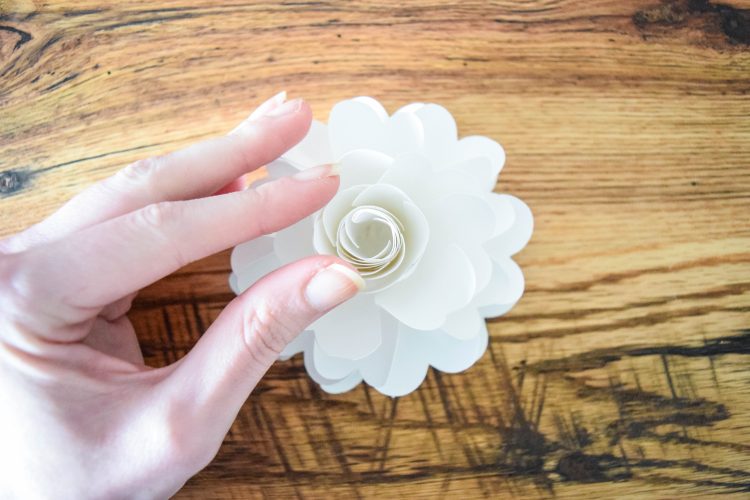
[0, 93, 363, 499]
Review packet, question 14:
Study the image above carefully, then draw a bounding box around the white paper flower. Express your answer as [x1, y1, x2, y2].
[230, 97, 533, 397]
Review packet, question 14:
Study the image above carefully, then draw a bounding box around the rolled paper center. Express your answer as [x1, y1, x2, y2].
[335, 205, 406, 279]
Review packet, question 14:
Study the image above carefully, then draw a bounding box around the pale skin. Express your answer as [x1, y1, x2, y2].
[0, 94, 364, 499]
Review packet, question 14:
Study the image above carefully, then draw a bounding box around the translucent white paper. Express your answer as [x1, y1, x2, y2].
[230, 97, 533, 397]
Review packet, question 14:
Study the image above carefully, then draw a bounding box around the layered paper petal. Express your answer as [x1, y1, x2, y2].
[377, 153, 434, 206]
[359, 313, 400, 387]
[279, 330, 312, 360]
[265, 159, 300, 181]
[232, 252, 280, 292]
[427, 193, 496, 245]
[447, 136, 506, 190]
[461, 244, 493, 297]
[372, 325, 430, 397]
[338, 149, 392, 190]
[441, 307, 484, 340]
[231, 236, 274, 273]
[428, 322, 488, 373]
[450, 156, 497, 193]
[485, 193, 516, 238]
[312, 339, 357, 380]
[476, 258, 525, 317]
[483, 195, 534, 257]
[376, 243, 475, 330]
[328, 97, 390, 159]
[283, 120, 334, 167]
[274, 217, 314, 265]
[320, 372, 364, 394]
[401, 103, 458, 165]
[310, 293, 382, 359]
[320, 185, 367, 244]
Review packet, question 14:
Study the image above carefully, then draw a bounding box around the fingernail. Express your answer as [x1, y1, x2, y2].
[305, 264, 364, 311]
[292, 163, 340, 181]
[248, 91, 287, 122]
[264, 98, 303, 118]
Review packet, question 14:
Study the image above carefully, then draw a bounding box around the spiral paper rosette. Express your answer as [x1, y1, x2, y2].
[230, 97, 533, 397]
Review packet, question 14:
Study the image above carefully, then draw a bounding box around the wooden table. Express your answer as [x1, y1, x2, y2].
[2, 0, 749, 497]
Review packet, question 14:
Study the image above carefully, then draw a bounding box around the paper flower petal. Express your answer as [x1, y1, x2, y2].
[428, 321, 488, 373]
[338, 149, 392, 190]
[405, 103, 458, 165]
[312, 215, 336, 255]
[441, 307, 483, 340]
[265, 159, 300, 180]
[320, 372, 364, 394]
[303, 347, 347, 386]
[384, 111, 424, 157]
[450, 156, 497, 193]
[228, 273, 240, 295]
[484, 195, 533, 258]
[352, 182, 414, 215]
[312, 339, 357, 380]
[448, 135, 505, 190]
[428, 193, 496, 245]
[377, 153, 433, 206]
[476, 258, 525, 317]
[283, 120, 334, 167]
[428, 168, 484, 201]
[230, 236, 275, 273]
[376, 243, 475, 330]
[414, 104, 458, 148]
[233, 252, 280, 292]
[280, 330, 312, 361]
[485, 193, 516, 238]
[359, 313, 400, 387]
[393, 200, 430, 280]
[373, 325, 430, 397]
[274, 216, 314, 265]
[328, 97, 389, 159]
[321, 185, 367, 244]
[462, 244, 493, 296]
[311, 293, 382, 359]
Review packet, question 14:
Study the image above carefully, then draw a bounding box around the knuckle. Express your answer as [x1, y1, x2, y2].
[247, 184, 279, 235]
[242, 300, 298, 363]
[135, 201, 178, 231]
[132, 202, 190, 268]
[118, 156, 165, 185]
[0, 253, 36, 316]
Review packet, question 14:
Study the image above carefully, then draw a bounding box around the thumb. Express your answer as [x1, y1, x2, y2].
[158, 255, 363, 444]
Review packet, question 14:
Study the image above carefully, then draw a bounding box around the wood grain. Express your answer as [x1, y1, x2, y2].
[1, 0, 749, 497]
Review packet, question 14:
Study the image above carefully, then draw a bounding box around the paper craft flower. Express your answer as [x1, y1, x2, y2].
[230, 97, 532, 397]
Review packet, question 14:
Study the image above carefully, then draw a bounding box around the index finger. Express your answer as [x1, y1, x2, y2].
[17, 164, 339, 329]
